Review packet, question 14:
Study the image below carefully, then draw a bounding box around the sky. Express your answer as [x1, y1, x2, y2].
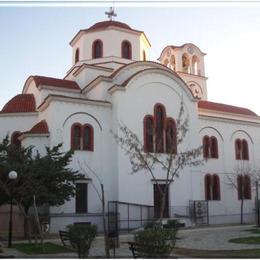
[1, 5, 260, 114]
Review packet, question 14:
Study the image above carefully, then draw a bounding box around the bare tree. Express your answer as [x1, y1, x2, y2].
[112, 102, 203, 220]
[226, 163, 254, 224]
[78, 160, 110, 258]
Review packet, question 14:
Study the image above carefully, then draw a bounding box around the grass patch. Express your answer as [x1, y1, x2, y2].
[229, 236, 260, 244]
[13, 242, 74, 255]
[174, 247, 260, 258]
[245, 229, 260, 234]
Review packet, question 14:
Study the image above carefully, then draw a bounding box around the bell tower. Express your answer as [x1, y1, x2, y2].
[158, 43, 208, 100]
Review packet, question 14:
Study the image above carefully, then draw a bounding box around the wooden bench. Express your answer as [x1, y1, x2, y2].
[59, 230, 72, 247]
[128, 242, 147, 258]
[128, 241, 176, 258]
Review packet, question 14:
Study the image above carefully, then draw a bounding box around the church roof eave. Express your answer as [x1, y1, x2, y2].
[108, 67, 197, 101]
[23, 75, 81, 94]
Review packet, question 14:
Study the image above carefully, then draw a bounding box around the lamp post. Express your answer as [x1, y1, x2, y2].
[256, 177, 260, 227]
[8, 170, 17, 248]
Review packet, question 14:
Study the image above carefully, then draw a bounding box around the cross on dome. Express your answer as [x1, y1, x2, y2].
[105, 7, 117, 21]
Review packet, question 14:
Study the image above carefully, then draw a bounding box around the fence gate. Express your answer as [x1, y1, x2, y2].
[189, 200, 209, 225]
[107, 201, 119, 248]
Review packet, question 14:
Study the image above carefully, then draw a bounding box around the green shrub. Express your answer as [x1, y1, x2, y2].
[134, 226, 177, 257]
[164, 219, 179, 229]
[144, 221, 162, 230]
[68, 224, 97, 258]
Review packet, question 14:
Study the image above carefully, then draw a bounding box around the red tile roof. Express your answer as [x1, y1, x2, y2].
[88, 20, 132, 31]
[1, 94, 36, 113]
[27, 120, 49, 134]
[198, 100, 258, 117]
[32, 75, 80, 91]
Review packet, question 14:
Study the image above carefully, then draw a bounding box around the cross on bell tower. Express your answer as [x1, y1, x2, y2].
[105, 7, 117, 21]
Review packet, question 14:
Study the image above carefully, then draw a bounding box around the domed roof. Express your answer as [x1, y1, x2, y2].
[70, 20, 150, 47]
[88, 20, 132, 31]
[28, 120, 49, 134]
[1, 94, 36, 113]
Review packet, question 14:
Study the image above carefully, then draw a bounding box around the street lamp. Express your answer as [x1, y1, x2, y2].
[256, 176, 260, 227]
[8, 170, 17, 248]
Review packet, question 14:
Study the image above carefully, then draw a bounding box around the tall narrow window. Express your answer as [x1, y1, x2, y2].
[76, 183, 88, 213]
[235, 139, 242, 160]
[143, 50, 146, 61]
[11, 131, 21, 147]
[122, 40, 132, 59]
[242, 139, 249, 160]
[212, 174, 220, 200]
[205, 174, 221, 201]
[244, 175, 251, 199]
[203, 136, 210, 158]
[210, 137, 218, 158]
[166, 118, 177, 154]
[75, 48, 79, 63]
[235, 139, 249, 160]
[155, 104, 166, 153]
[237, 175, 251, 200]
[82, 124, 94, 151]
[182, 53, 190, 73]
[71, 124, 81, 150]
[144, 116, 154, 152]
[92, 40, 103, 59]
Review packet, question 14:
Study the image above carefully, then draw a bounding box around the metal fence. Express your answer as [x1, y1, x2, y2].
[108, 201, 154, 233]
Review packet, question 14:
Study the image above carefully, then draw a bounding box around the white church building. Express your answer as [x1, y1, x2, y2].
[0, 14, 259, 233]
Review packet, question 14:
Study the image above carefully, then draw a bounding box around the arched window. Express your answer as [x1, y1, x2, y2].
[237, 174, 251, 200]
[75, 48, 80, 63]
[205, 174, 221, 200]
[82, 124, 94, 151]
[212, 174, 221, 200]
[192, 55, 199, 75]
[235, 139, 242, 160]
[71, 123, 81, 150]
[237, 175, 243, 200]
[143, 104, 177, 154]
[154, 104, 166, 153]
[11, 131, 21, 146]
[92, 40, 103, 59]
[121, 40, 132, 59]
[244, 175, 251, 199]
[203, 136, 210, 158]
[170, 55, 176, 70]
[182, 53, 190, 73]
[235, 138, 249, 160]
[163, 59, 169, 66]
[166, 118, 177, 154]
[144, 116, 154, 153]
[203, 135, 218, 159]
[242, 139, 249, 160]
[210, 137, 218, 158]
[143, 50, 146, 61]
[205, 174, 212, 200]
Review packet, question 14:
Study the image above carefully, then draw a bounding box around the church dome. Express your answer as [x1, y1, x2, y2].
[1, 94, 36, 113]
[88, 20, 132, 31]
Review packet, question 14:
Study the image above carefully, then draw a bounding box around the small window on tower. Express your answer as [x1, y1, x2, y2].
[122, 40, 132, 59]
[143, 50, 146, 61]
[75, 48, 80, 63]
[92, 40, 103, 59]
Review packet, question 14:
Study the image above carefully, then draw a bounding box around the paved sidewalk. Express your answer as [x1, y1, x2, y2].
[176, 224, 260, 250]
[1, 224, 260, 258]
